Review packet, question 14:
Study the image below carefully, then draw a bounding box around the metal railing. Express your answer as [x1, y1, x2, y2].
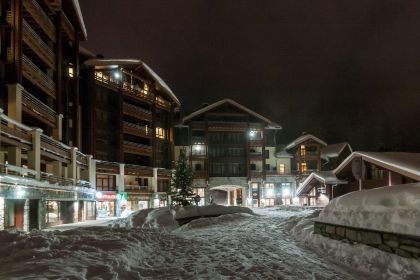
[22, 19, 55, 65]
[123, 121, 150, 136]
[123, 140, 152, 150]
[0, 163, 37, 179]
[22, 89, 57, 125]
[124, 185, 153, 192]
[40, 134, 71, 159]
[123, 102, 152, 116]
[22, 0, 56, 41]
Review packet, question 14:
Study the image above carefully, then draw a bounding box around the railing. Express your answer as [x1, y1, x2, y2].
[122, 82, 154, 103]
[40, 134, 71, 160]
[123, 121, 151, 137]
[40, 171, 74, 186]
[22, 19, 55, 69]
[123, 102, 152, 119]
[0, 113, 33, 146]
[22, 89, 57, 126]
[22, 0, 56, 42]
[124, 185, 153, 193]
[76, 151, 88, 167]
[22, 54, 56, 97]
[155, 96, 171, 110]
[0, 163, 37, 179]
[123, 141, 152, 155]
[249, 170, 264, 177]
[157, 169, 173, 178]
[96, 160, 120, 174]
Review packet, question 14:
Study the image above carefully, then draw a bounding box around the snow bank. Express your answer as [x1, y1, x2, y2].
[174, 204, 254, 220]
[283, 206, 420, 279]
[316, 183, 420, 236]
[113, 208, 178, 230]
[175, 213, 253, 232]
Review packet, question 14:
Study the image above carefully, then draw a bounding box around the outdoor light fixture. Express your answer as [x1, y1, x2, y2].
[113, 71, 121, 80]
[282, 187, 290, 197]
[249, 130, 255, 137]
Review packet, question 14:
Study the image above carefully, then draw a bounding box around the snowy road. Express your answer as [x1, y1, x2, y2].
[0, 207, 364, 279]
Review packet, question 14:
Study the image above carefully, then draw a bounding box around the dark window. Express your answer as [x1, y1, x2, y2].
[195, 163, 202, 171]
[96, 174, 116, 191]
[250, 164, 256, 171]
[265, 150, 269, 158]
[265, 164, 270, 170]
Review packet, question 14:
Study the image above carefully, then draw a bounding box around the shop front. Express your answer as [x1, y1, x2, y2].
[96, 191, 116, 218]
[126, 193, 151, 211]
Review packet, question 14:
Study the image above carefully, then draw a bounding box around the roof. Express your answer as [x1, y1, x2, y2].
[285, 134, 327, 150]
[321, 142, 353, 161]
[182, 99, 282, 128]
[82, 59, 180, 106]
[296, 171, 347, 196]
[275, 150, 294, 158]
[334, 152, 420, 181]
[69, 0, 87, 40]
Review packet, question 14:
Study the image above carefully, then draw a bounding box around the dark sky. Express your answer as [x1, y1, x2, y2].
[80, 0, 420, 151]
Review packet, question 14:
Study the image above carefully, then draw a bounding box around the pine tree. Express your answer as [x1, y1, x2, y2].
[168, 148, 194, 206]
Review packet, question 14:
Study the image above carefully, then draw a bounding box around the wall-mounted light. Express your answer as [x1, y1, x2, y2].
[113, 71, 121, 80]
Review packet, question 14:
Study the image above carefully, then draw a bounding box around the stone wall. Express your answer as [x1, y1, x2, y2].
[314, 222, 420, 259]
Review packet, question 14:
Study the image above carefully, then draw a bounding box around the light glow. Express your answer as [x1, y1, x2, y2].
[282, 187, 290, 197]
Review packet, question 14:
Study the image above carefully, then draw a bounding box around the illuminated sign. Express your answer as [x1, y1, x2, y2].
[96, 192, 116, 200]
[116, 192, 127, 200]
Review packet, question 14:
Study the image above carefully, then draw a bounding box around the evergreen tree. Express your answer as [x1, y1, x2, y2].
[168, 148, 194, 206]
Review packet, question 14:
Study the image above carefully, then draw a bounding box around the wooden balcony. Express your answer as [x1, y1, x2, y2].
[155, 96, 171, 111]
[124, 185, 154, 193]
[22, 89, 57, 127]
[123, 141, 152, 157]
[22, 19, 55, 70]
[248, 139, 264, 147]
[22, 0, 56, 43]
[125, 164, 153, 177]
[22, 55, 56, 98]
[193, 170, 207, 179]
[122, 83, 154, 104]
[249, 170, 264, 178]
[157, 169, 173, 179]
[0, 116, 32, 150]
[40, 134, 71, 162]
[123, 102, 152, 121]
[123, 122, 151, 138]
[76, 151, 88, 169]
[208, 121, 248, 132]
[61, 12, 75, 41]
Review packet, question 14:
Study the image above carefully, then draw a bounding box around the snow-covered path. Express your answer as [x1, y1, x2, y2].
[0, 207, 364, 279]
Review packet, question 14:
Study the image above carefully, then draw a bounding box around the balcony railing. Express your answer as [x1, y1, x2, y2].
[22, 0, 56, 42]
[22, 19, 55, 69]
[124, 164, 153, 176]
[22, 54, 56, 98]
[193, 170, 207, 179]
[123, 102, 152, 121]
[40, 171, 74, 186]
[249, 170, 263, 177]
[76, 151, 89, 168]
[122, 83, 154, 103]
[155, 96, 171, 110]
[123, 141, 152, 156]
[0, 114, 33, 148]
[124, 185, 153, 193]
[40, 134, 71, 160]
[96, 161, 120, 174]
[123, 122, 151, 138]
[22, 89, 57, 126]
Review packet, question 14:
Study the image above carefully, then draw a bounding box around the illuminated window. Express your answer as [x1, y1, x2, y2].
[301, 162, 307, 172]
[144, 83, 149, 93]
[279, 163, 285, 174]
[192, 144, 206, 156]
[300, 145, 306, 157]
[68, 67, 74, 78]
[156, 127, 166, 139]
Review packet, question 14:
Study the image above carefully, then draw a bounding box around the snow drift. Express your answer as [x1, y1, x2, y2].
[316, 183, 420, 236]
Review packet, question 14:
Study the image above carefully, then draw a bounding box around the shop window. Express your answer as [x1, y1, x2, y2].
[46, 201, 60, 224]
[96, 174, 116, 191]
[250, 163, 256, 171]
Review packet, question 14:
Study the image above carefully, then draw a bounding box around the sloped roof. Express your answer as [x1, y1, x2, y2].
[296, 171, 347, 196]
[72, 0, 87, 40]
[321, 142, 353, 161]
[182, 99, 281, 128]
[334, 152, 420, 181]
[285, 134, 327, 150]
[275, 150, 294, 158]
[82, 59, 180, 106]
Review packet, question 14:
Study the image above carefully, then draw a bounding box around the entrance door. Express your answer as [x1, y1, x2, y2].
[78, 201, 83, 222]
[14, 200, 25, 230]
[29, 200, 39, 230]
[229, 190, 234, 205]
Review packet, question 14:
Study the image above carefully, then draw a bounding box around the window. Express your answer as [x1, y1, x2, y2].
[192, 144, 206, 156]
[300, 145, 306, 157]
[300, 162, 307, 172]
[265, 150, 269, 158]
[144, 83, 149, 93]
[157, 180, 169, 192]
[195, 163, 202, 171]
[279, 163, 285, 174]
[96, 174, 116, 191]
[68, 66, 74, 78]
[156, 127, 166, 139]
[265, 164, 270, 170]
[250, 163, 256, 171]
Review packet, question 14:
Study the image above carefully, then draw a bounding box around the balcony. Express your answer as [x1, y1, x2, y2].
[157, 169, 173, 178]
[124, 164, 153, 177]
[22, 19, 55, 69]
[76, 151, 88, 169]
[249, 170, 263, 178]
[249, 151, 263, 160]
[123, 122, 151, 138]
[96, 161, 120, 174]
[0, 114, 33, 149]
[124, 185, 153, 193]
[193, 170, 207, 179]
[122, 83, 154, 104]
[155, 96, 171, 111]
[22, 55, 56, 98]
[22, 89, 57, 127]
[123, 141, 152, 156]
[123, 102, 152, 121]
[40, 134, 71, 162]
[22, 0, 56, 42]
[248, 139, 264, 147]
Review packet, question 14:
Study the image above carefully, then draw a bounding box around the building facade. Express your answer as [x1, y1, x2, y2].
[174, 99, 296, 207]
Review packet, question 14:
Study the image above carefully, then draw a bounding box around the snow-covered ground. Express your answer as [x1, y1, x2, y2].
[0, 205, 417, 279]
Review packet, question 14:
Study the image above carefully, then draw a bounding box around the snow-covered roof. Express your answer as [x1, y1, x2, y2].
[334, 152, 420, 181]
[296, 171, 347, 196]
[83, 59, 180, 106]
[321, 142, 352, 161]
[182, 99, 282, 129]
[70, 0, 87, 40]
[284, 134, 327, 151]
[275, 150, 294, 158]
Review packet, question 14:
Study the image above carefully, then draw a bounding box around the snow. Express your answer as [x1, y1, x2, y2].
[0, 205, 418, 279]
[284, 134, 327, 150]
[292, 208, 420, 279]
[174, 204, 254, 220]
[296, 171, 347, 196]
[321, 142, 352, 160]
[316, 183, 420, 236]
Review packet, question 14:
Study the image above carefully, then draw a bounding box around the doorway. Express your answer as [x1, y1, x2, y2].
[29, 200, 39, 230]
[14, 200, 25, 230]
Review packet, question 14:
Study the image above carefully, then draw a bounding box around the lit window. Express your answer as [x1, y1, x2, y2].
[301, 162, 307, 172]
[155, 127, 166, 139]
[300, 145, 306, 157]
[279, 163, 285, 174]
[192, 144, 206, 156]
[68, 67, 74, 78]
[144, 83, 149, 93]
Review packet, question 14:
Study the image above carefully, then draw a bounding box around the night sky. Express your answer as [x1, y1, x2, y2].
[80, 0, 420, 151]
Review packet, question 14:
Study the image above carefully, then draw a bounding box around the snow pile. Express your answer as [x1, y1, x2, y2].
[175, 213, 253, 232]
[113, 208, 178, 230]
[287, 204, 420, 279]
[317, 183, 420, 236]
[175, 204, 254, 221]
